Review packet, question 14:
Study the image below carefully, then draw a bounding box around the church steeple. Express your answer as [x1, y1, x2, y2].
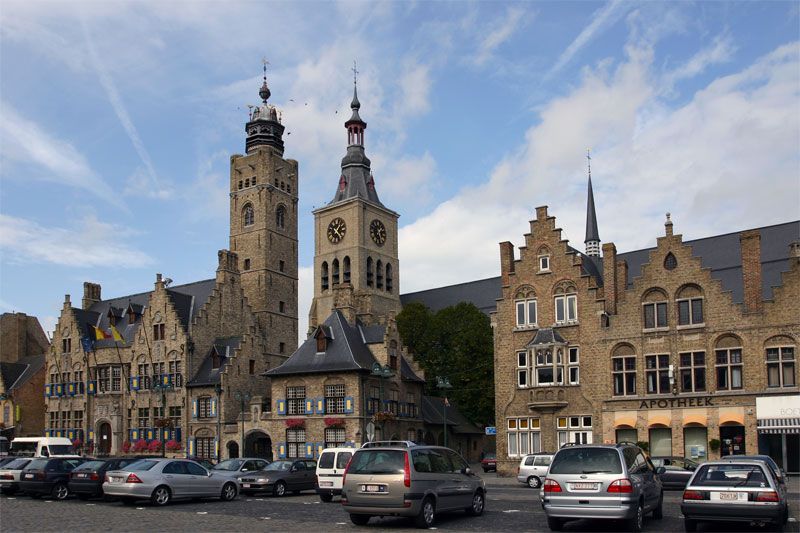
[245, 61, 285, 155]
[585, 149, 601, 257]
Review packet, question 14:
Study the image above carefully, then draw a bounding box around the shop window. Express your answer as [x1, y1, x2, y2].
[679, 352, 706, 392]
[616, 428, 637, 444]
[645, 354, 671, 394]
[720, 425, 746, 456]
[766, 346, 795, 388]
[684, 426, 708, 461]
[649, 427, 672, 456]
[506, 417, 541, 458]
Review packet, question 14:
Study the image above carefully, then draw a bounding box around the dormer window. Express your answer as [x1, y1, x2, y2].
[315, 328, 329, 353]
[211, 350, 221, 369]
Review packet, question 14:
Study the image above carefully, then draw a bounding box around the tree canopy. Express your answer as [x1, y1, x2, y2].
[397, 301, 494, 426]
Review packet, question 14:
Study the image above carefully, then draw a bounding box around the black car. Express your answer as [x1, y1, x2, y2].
[652, 456, 698, 489]
[20, 457, 85, 500]
[238, 459, 318, 496]
[68, 457, 139, 500]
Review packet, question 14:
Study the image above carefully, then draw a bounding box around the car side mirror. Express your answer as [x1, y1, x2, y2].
[655, 466, 666, 475]
[290, 466, 298, 473]
[207, 471, 213, 477]
[462, 467, 472, 475]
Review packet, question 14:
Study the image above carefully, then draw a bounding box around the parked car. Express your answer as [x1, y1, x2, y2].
[68, 457, 140, 500]
[211, 458, 270, 479]
[238, 459, 317, 497]
[103, 458, 238, 506]
[341, 442, 486, 529]
[316, 447, 354, 502]
[0, 457, 18, 469]
[721, 455, 787, 489]
[10, 437, 78, 458]
[651, 456, 698, 489]
[681, 459, 789, 532]
[186, 456, 216, 470]
[517, 453, 553, 488]
[0, 457, 33, 494]
[19, 457, 85, 500]
[481, 453, 497, 472]
[541, 443, 662, 532]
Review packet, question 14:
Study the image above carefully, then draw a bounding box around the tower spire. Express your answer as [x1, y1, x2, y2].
[245, 59, 284, 155]
[584, 149, 601, 257]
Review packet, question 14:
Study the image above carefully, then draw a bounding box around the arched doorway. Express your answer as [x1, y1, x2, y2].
[98, 422, 112, 456]
[244, 431, 272, 460]
[227, 441, 240, 459]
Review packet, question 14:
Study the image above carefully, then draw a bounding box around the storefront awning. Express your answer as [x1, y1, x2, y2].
[757, 418, 800, 434]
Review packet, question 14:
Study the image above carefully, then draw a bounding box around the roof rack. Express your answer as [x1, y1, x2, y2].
[360, 440, 416, 449]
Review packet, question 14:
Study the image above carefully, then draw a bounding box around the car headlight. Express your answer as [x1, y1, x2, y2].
[256, 478, 270, 483]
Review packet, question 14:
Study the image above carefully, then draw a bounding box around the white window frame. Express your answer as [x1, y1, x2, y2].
[539, 255, 550, 272]
[554, 294, 578, 325]
[677, 297, 705, 328]
[558, 416, 593, 446]
[506, 418, 541, 458]
[568, 347, 580, 385]
[515, 298, 538, 328]
[766, 346, 796, 388]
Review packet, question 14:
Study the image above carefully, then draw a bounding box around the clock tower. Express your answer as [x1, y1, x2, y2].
[309, 81, 401, 329]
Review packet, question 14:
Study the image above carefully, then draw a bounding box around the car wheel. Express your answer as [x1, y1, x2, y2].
[350, 514, 370, 526]
[151, 485, 171, 506]
[466, 490, 485, 516]
[414, 497, 436, 529]
[547, 517, 563, 531]
[627, 501, 643, 533]
[684, 518, 697, 532]
[221, 482, 237, 501]
[273, 481, 286, 497]
[320, 493, 333, 503]
[652, 492, 663, 519]
[52, 483, 69, 501]
[527, 476, 541, 489]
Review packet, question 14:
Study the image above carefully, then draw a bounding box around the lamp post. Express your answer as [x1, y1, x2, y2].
[436, 376, 452, 448]
[234, 391, 251, 458]
[214, 383, 223, 458]
[371, 363, 395, 439]
[153, 379, 174, 458]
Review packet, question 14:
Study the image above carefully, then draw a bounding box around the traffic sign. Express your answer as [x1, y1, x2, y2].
[485, 426, 497, 435]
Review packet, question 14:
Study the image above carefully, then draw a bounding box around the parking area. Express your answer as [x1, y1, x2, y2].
[1, 474, 798, 532]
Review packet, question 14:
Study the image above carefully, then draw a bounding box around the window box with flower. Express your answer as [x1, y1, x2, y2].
[324, 417, 345, 428]
[285, 418, 305, 429]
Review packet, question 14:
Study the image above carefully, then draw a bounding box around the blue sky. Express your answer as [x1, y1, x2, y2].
[1, 1, 798, 341]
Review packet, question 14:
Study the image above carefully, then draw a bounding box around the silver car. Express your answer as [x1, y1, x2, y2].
[541, 443, 663, 532]
[517, 453, 553, 489]
[0, 457, 33, 494]
[210, 457, 270, 479]
[103, 458, 238, 506]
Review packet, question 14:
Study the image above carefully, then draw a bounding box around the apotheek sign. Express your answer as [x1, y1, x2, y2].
[639, 397, 714, 409]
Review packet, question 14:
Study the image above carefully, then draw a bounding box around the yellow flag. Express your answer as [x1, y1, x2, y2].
[110, 324, 125, 344]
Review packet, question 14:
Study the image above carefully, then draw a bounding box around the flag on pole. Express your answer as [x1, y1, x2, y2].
[110, 324, 125, 344]
[91, 325, 112, 340]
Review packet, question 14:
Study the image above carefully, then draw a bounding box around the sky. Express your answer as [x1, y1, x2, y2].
[1, 1, 799, 343]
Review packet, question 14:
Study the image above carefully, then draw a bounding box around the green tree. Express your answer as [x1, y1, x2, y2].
[397, 301, 495, 426]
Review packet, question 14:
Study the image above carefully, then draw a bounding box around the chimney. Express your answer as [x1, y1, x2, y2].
[740, 230, 763, 314]
[602, 243, 618, 314]
[617, 259, 629, 299]
[500, 242, 515, 287]
[664, 213, 673, 237]
[82, 282, 102, 310]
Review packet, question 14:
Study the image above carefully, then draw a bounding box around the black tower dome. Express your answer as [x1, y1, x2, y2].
[245, 66, 284, 155]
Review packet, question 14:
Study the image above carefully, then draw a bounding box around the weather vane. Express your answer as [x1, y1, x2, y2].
[352, 60, 359, 86]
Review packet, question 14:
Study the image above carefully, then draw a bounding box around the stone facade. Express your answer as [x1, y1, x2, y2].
[494, 206, 800, 475]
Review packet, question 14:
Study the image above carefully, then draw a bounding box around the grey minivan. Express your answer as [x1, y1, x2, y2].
[541, 443, 663, 532]
[341, 443, 486, 528]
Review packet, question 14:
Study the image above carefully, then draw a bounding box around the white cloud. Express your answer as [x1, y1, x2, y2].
[184, 150, 231, 222]
[0, 214, 155, 268]
[0, 102, 125, 208]
[400, 41, 800, 292]
[662, 33, 736, 91]
[474, 6, 531, 66]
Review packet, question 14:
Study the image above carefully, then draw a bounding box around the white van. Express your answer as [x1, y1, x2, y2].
[10, 437, 78, 458]
[316, 447, 354, 502]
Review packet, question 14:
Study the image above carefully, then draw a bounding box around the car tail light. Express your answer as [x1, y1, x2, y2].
[607, 479, 633, 493]
[37, 472, 46, 480]
[756, 491, 779, 502]
[543, 478, 562, 493]
[126, 474, 143, 484]
[683, 489, 704, 500]
[403, 452, 411, 488]
[90, 473, 100, 481]
[0, 474, 13, 480]
[342, 455, 353, 487]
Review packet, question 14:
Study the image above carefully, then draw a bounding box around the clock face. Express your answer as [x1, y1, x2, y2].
[327, 217, 347, 244]
[370, 219, 387, 246]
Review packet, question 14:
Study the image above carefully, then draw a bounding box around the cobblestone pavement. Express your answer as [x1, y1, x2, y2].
[1, 478, 798, 532]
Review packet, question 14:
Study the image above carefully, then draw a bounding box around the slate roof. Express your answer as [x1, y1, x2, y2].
[421, 396, 483, 434]
[0, 354, 45, 392]
[82, 278, 216, 348]
[399, 221, 799, 312]
[187, 337, 241, 387]
[527, 328, 567, 347]
[400, 356, 424, 383]
[360, 324, 386, 344]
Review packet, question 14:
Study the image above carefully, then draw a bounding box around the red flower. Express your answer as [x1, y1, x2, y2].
[122, 440, 132, 453]
[148, 440, 162, 452]
[324, 417, 344, 428]
[285, 418, 305, 428]
[165, 440, 182, 452]
[133, 439, 149, 453]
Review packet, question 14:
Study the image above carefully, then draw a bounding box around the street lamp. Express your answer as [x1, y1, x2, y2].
[214, 383, 223, 458]
[436, 376, 452, 448]
[371, 363, 395, 439]
[153, 378, 174, 458]
[234, 391, 251, 457]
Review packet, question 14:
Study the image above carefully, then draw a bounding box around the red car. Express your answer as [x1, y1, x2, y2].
[481, 453, 496, 472]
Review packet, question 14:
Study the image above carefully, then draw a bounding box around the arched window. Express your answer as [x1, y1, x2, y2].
[276, 205, 286, 229]
[332, 259, 340, 285]
[343, 256, 351, 283]
[715, 335, 743, 391]
[664, 252, 678, 270]
[385, 263, 393, 293]
[376, 260, 383, 289]
[243, 204, 254, 227]
[321, 262, 329, 291]
[366, 257, 374, 287]
[553, 281, 577, 324]
[514, 285, 537, 327]
[676, 284, 704, 326]
[611, 344, 636, 396]
[642, 288, 669, 330]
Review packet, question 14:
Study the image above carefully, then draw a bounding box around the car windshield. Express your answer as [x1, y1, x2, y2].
[549, 448, 622, 475]
[348, 450, 406, 475]
[484, 454, 496, 460]
[25, 459, 49, 470]
[692, 464, 770, 487]
[75, 461, 106, 471]
[9, 442, 37, 457]
[2, 458, 31, 470]
[48, 445, 75, 455]
[125, 460, 159, 472]
[213, 459, 244, 471]
[264, 461, 293, 471]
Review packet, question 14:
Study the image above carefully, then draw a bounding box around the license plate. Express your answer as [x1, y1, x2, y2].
[242, 483, 250, 488]
[77, 473, 87, 478]
[711, 491, 747, 501]
[572, 482, 598, 490]
[320, 481, 333, 487]
[363, 484, 383, 493]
